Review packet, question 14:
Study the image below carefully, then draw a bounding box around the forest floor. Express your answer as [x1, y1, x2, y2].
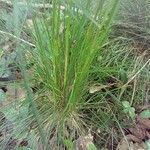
[0, 0, 150, 150]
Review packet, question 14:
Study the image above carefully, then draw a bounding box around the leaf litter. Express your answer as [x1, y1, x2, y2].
[117, 115, 150, 150]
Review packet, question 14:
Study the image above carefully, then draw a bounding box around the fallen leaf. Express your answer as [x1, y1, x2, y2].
[116, 139, 148, 150]
[126, 134, 141, 143]
[130, 142, 147, 150]
[89, 84, 116, 94]
[116, 139, 130, 150]
[128, 126, 146, 141]
[124, 115, 150, 144]
[137, 117, 150, 130]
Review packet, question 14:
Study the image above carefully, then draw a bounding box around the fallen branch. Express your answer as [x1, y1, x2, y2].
[0, 30, 35, 47]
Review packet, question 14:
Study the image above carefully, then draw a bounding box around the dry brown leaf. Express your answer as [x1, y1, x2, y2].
[89, 83, 117, 94]
[130, 142, 147, 150]
[116, 139, 130, 150]
[137, 117, 150, 130]
[126, 134, 141, 143]
[116, 139, 147, 150]
[124, 116, 150, 144]
[128, 126, 146, 141]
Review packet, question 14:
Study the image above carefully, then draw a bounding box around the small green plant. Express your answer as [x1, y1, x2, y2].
[122, 101, 136, 119]
[140, 109, 150, 119]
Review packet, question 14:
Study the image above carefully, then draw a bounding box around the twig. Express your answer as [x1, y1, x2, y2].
[0, 30, 35, 47]
[121, 58, 150, 89]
